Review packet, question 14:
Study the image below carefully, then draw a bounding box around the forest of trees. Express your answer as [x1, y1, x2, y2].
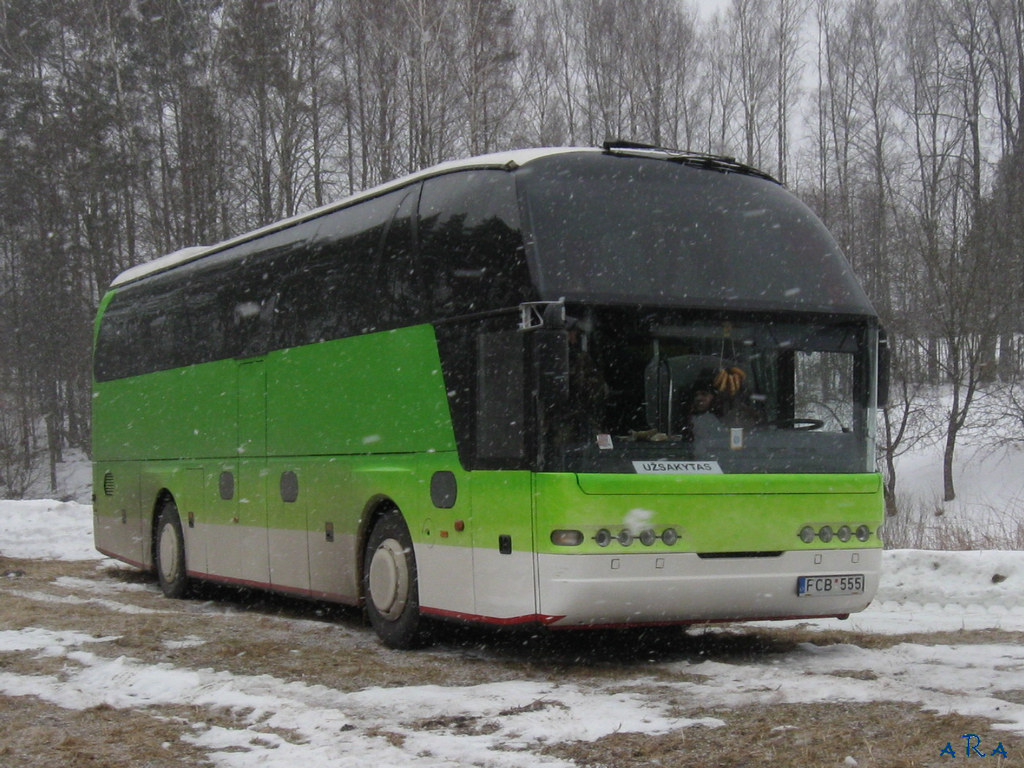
[2, 0, 1023, 509]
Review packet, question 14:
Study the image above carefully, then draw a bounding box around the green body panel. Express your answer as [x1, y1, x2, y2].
[574, 472, 880, 497]
[92, 320, 460, 578]
[93, 361, 240, 461]
[92, 324, 455, 463]
[533, 472, 883, 556]
[467, 470, 534, 555]
[266, 326, 455, 457]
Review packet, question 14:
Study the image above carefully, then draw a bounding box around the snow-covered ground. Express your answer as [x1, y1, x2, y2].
[894, 432, 1024, 546]
[1, 498, 1024, 766]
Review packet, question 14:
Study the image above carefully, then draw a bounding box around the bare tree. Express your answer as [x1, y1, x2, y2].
[511, 0, 570, 145]
[455, 0, 517, 155]
[730, 0, 777, 167]
[901, 0, 1006, 501]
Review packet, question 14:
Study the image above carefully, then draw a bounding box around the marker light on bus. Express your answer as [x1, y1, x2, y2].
[800, 524, 874, 544]
[551, 530, 584, 546]
[591, 527, 681, 547]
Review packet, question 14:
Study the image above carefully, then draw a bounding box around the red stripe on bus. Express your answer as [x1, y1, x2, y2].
[420, 606, 565, 626]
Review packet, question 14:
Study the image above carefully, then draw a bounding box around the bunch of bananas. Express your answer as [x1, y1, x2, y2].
[714, 366, 746, 396]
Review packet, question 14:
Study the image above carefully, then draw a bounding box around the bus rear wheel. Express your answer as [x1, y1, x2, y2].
[363, 510, 423, 649]
[155, 499, 189, 599]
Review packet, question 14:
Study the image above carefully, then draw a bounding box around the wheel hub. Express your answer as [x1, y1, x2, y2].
[367, 538, 409, 620]
[158, 522, 180, 582]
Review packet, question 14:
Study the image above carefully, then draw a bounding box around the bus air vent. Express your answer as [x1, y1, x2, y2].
[103, 472, 115, 497]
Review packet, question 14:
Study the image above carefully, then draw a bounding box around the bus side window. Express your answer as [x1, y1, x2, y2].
[378, 185, 421, 328]
[96, 276, 191, 380]
[300, 190, 401, 343]
[93, 297, 130, 381]
[211, 241, 285, 359]
[137, 275, 190, 374]
[185, 262, 231, 365]
[418, 171, 529, 318]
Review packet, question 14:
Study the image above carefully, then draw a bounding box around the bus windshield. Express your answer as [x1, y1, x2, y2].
[541, 309, 875, 475]
[517, 153, 874, 316]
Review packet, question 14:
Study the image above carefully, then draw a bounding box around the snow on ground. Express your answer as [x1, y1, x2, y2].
[891, 401, 1024, 542]
[0, 499, 99, 561]
[2, 498, 1024, 766]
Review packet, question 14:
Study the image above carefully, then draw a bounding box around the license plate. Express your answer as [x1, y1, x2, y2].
[797, 574, 864, 597]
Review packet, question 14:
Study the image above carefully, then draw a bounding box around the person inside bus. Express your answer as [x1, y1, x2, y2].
[684, 372, 725, 441]
[683, 366, 761, 440]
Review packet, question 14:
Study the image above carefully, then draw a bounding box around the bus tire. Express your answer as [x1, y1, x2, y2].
[363, 510, 423, 649]
[155, 499, 189, 599]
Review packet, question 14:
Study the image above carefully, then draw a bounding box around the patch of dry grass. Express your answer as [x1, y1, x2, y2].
[0, 697, 214, 768]
[543, 701, 1020, 768]
[884, 493, 1024, 551]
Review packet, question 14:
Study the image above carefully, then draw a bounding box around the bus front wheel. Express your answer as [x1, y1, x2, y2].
[363, 510, 423, 649]
[155, 499, 189, 599]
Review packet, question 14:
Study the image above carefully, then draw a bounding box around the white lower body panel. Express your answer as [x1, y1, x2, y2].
[536, 548, 881, 627]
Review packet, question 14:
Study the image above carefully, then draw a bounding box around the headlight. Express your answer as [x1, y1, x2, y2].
[551, 530, 583, 546]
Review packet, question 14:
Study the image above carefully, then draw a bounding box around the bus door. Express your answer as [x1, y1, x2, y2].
[470, 330, 540, 623]
[235, 358, 270, 585]
[468, 471, 538, 623]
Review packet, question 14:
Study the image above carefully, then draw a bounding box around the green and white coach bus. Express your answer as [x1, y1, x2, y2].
[93, 143, 887, 648]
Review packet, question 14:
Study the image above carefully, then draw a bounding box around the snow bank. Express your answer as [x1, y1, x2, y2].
[0, 500, 100, 561]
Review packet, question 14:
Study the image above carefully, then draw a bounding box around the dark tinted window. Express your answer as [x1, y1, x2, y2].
[273, 190, 403, 346]
[377, 185, 422, 327]
[418, 170, 531, 318]
[518, 153, 874, 315]
[95, 219, 316, 380]
[95, 169, 532, 383]
[419, 171, 534, 469]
